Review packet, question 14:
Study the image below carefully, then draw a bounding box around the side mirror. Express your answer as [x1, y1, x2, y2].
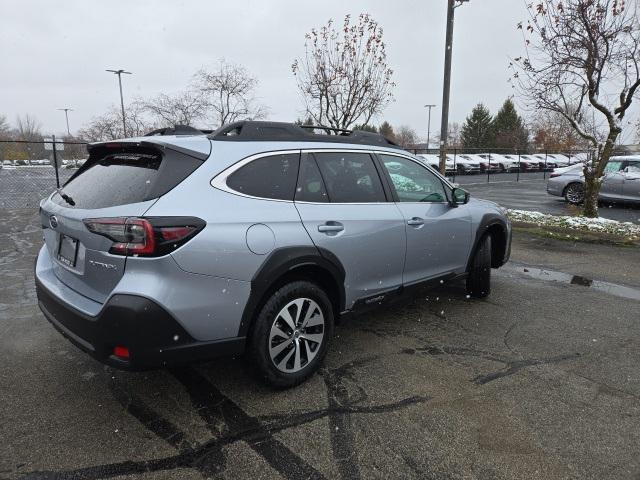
[451, 187, 470, 206]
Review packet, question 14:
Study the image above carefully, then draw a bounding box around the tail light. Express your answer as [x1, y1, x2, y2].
[549, 172, 561, 178]
[84, 217, 205, 257]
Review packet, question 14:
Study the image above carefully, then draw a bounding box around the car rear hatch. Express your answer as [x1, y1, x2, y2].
[39, 137, 210, 303]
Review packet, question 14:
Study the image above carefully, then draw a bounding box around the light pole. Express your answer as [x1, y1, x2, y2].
[57, 108, 73, 136]
[439, 0, 469, 174]
[106, 69, 132, 136]
[424, 104, 436, 150]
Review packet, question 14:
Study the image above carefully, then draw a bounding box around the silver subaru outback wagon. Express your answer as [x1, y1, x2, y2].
[35, 121, 512, 387]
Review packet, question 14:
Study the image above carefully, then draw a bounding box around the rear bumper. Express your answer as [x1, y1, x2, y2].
[35, 276, 245, 370]
[546, 178, 566, 197]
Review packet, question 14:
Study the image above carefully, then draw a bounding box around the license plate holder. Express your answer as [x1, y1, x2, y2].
[57, 234, 78, 268]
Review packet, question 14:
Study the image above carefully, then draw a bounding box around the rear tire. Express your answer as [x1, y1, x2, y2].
[564, 182, 584, 204]
[466, 235, 492, 298]
[249, 280, 334, 388]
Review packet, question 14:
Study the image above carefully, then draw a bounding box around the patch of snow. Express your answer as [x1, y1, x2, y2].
[507, 209, 640, 240]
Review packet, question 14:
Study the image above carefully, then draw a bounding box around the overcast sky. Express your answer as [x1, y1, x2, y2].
[1, 0, 636, 141]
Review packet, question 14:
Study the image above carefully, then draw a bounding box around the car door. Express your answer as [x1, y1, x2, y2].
[377, 153, 472, 285]
[600, 160, 625, 199]
[294, 151, 406, 309]
[622, 162, 640, 200]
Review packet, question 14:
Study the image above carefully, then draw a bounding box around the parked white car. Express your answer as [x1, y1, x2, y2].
[448, 155, 480, 174]
[548, 154, 570, 167]
[518, 155, 542, 171]
[454, 155, 482, 174]
[482, 153, 519, 172]
[416, 154, 455, 173]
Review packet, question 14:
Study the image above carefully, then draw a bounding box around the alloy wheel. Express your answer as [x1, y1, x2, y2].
[268, 298, 325, 373]
[565, 183, 584, 204]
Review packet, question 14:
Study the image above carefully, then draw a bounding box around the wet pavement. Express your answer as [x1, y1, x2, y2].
[1, 208, 640, 480]
[464, 179, 640, 224]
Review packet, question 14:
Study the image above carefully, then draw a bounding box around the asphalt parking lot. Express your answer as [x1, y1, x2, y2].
[2, 208, 640, 479]
[464, 179, 640, 224]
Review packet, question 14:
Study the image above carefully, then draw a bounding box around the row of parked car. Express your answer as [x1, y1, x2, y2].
[416, 153, 589, 175]
[1, 159, 86, 168]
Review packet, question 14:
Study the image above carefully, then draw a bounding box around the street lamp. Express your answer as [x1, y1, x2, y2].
[438, 0, 469, 174]
[424, 104, 436, 150]
[106, 69, 132, 136]
[57, 108, 73, 136]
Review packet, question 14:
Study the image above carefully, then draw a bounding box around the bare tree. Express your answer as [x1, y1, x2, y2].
[292, 14, 395, 130]
[16, 114, 42, 141]
[435, 122, 462, 149]
[192, 60, 267, 128]
[395, 125, 418, 147]
[0, 114, 10, 138]
[512, 0, 640, 217]
[142, 90, 207, 127]
[78, 103, 153, 142]
[530, 110, 593, 151]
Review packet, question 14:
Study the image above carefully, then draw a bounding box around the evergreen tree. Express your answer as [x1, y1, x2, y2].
[353, 123, 378, 133]
[492, 99, 529, 151]
[460, 104, 494, 150]
[294, 116, 315, 126]
[378, 121, 395, 140]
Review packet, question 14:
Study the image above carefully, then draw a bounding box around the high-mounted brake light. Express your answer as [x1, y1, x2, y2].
[113, 346, 130, 360]
[83, 217, 205, 257]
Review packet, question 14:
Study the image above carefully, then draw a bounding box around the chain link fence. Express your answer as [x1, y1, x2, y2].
[406, 147, 595, 185]
[0, 139, 88, 208]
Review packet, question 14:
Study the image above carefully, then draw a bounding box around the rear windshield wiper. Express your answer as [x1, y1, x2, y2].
[56, 188, 76, 206]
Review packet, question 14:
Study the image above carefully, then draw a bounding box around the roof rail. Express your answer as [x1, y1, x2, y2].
[145, 125, 214, 137]
[208, 121, 400, 148]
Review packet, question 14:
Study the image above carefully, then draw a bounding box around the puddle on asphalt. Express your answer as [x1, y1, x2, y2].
[503, 263, 640, 301]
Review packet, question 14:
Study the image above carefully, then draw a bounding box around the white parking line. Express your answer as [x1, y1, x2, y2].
[457, 179, 547, 186]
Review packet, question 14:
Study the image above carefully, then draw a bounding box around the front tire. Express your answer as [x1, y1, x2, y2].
[564, 182, 584, 204]
[249, 280, 334, 388]
[466, 235, 492, 298]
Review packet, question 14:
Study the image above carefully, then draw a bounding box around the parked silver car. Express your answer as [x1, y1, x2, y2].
[547, 156, 640, 204]
[35, 122, 511, 387]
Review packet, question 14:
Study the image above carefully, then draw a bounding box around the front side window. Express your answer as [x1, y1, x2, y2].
[380, 155, 447, 203]
[604, 161, 623, 173]
[312, 152, 386, 203]
[227, 153, 300, 200]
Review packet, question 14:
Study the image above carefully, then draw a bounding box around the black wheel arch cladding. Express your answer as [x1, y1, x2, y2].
[238, 246, 346, 338]
[466, 213, 509, 271]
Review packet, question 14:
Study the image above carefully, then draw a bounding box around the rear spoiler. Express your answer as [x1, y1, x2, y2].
[66, 140, 209, 187]
[87, 136, 211, 161]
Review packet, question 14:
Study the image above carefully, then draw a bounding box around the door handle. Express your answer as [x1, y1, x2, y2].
[407, 217, 424, 226]
[318, 223, 344, 233]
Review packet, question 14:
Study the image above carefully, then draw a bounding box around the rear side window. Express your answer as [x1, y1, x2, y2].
[627, 162, 640, 173]
[52, 147, 202, 209]
[313, 152, 386, 203]
[227, 153, 300, 200]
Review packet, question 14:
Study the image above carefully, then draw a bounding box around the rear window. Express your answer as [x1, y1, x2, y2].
[52, 147, 201, 209]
